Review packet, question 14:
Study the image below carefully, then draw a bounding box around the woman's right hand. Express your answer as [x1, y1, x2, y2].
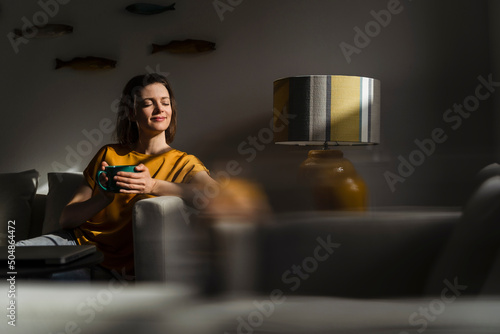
[59, 161, 115, 229]
[97, 161, 115, 202]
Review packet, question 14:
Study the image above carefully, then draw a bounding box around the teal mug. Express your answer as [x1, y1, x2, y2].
[96, 165, 137, 192]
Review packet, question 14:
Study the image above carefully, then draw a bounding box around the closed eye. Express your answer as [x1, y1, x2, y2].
[138, 100, 153, 107]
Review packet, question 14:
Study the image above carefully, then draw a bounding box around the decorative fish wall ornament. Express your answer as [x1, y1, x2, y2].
[55, 57, 117, 70]
[151, 39, 216, 54]
[126, 2, 175, 15]
[13, 24, 73, 39]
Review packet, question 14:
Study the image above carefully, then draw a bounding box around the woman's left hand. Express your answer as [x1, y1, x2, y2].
[115, 164, 158, 194]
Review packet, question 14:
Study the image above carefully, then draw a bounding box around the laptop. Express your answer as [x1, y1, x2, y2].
[1, 245, 97, 265]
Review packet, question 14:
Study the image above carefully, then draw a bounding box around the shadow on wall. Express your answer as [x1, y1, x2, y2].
[195, 113, 313, 212]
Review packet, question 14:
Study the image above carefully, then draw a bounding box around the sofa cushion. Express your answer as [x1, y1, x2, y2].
[42, 172, 84, 234]
[0, 169, 39, 246]
[425, 175, 500, 295]
[470, 163, 500, 196]
[473, 163, 500, 185]
[254, 210, 459, 298]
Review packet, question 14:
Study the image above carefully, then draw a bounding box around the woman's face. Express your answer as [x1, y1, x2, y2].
[134, 83, 172, 137]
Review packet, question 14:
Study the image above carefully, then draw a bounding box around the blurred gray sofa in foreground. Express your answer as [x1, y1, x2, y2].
[1, 163, 500, 299]
[2, 282, 500, 334]
[2, 164, 500, 333]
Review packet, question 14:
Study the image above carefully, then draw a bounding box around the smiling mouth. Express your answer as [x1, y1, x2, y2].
[152, 117, 166, 122]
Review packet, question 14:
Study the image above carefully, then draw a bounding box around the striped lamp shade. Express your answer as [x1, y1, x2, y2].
[273, 75, 381, 145]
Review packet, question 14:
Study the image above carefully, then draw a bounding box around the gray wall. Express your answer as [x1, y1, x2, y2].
[0, 0, 496, 208]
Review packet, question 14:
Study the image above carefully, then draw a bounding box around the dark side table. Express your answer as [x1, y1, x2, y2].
[1, 250, 104, 279]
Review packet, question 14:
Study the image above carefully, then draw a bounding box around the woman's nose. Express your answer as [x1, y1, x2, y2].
[153, 103, 164, 113]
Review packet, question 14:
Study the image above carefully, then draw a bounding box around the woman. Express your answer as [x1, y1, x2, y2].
[20, 74, 215, 280]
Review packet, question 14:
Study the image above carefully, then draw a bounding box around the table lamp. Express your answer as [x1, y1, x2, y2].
[273, 75, 381, 210]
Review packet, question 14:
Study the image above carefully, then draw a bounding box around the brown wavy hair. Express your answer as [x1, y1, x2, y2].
[115, 74, 177, 145]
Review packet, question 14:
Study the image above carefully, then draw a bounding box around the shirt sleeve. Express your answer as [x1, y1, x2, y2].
[181, 155, 209, 183]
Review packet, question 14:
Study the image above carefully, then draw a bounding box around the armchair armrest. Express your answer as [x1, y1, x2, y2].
[132, 196, 208, 284]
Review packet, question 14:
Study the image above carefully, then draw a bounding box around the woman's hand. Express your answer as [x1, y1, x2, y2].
[59, 161, 115, 229]
[115, 163, 158, 194]
[97, 161, 116, 202]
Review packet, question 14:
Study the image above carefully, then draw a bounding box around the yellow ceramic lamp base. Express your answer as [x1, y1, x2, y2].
[299, 149, 368, 211]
